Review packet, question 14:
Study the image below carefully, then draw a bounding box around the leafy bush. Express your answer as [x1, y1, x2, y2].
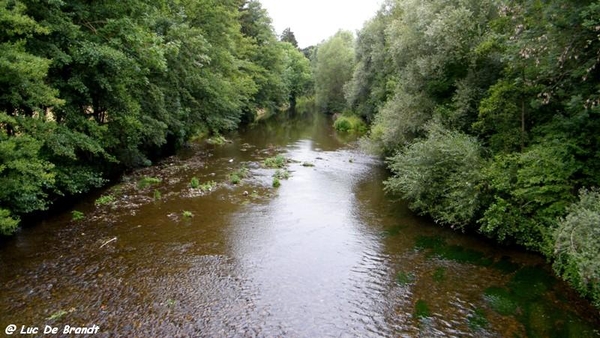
[0, 208, 19, 235]
[385, 123, 484, 229]
[553, 189, 600, 308]
[479, 142, 577, 254]
[333, 115, 367, 133]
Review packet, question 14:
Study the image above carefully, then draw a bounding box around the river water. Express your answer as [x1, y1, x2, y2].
[0, 112, 598, 337]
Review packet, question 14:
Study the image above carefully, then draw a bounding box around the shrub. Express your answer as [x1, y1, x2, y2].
[384, 123, 484, 229]
[0, 208, 19, 235]
[333, 115, 367, 133]
[553, 189, 600, 308]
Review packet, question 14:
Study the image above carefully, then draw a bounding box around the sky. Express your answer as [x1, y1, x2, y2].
[259, 0, 383, 48]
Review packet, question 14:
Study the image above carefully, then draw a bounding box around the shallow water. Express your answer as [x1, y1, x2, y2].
[1, 112, 598, 337]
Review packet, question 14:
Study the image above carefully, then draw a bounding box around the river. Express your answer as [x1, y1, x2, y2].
[0, 111, 598, 337]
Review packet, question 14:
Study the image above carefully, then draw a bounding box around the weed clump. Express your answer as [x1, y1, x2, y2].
[138, 177, 161, 189]
[72, 210, 85, 221]
[272, 177, 281, 188]
[95, 195, 115, 206]
[264, 155, 287, 168]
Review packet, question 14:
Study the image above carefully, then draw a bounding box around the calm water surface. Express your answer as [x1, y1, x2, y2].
[1, 112, 598, 337]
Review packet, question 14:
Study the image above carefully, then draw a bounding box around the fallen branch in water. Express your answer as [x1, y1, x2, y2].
[99, 237, 117, 249]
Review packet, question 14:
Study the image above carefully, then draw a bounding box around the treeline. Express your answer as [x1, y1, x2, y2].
[0, 0, 311, 234]
[313, 0, 600, 307]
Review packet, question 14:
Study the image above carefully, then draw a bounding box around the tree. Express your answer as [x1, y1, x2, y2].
[313, 30, 355, 113]
[280, 27, 298, 48]
[280, 42, 312, 108]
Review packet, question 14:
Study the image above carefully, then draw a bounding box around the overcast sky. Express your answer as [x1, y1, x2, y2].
[259, 0, 383, 48]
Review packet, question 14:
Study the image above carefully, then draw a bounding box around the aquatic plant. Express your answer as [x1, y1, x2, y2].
[229, 174, 241, 185]
[206, 135, 228, 145]
[396, 270, 415, 285]
[433, 267, 445, 282]
[71, 210, 85, 221]
[467, 308, 488, 330]
[95, 195, 115, 206]
[138, 177, 161, 189]
[47, 310, 68, 321]
[182, 211, 193, 218]
[199, 181, 217, 193]
[190, 177, 200, 189]
[414, 300, 430, 319]
[153, 189, 161, 201]
[272, 177, 281, 188]
[264, 155, 287, 168]
[273, 169, 291, 180]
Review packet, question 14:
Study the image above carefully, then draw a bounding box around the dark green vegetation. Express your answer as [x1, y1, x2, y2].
[0, 0, 312, 235]
[483, 266, 596, 337]
[313, 0, 600, 308]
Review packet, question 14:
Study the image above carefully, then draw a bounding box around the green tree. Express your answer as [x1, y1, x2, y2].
[280, 27, 298, 48]
[313, 30, 355, 113]
[281, 42, 312, 108]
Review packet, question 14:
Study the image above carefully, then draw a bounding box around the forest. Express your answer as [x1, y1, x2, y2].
[1, 0, 599, 310]
[312, 0, 600, 309]
[0, 0, 311, 232]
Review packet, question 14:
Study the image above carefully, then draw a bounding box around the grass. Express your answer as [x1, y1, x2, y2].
[71, 210, 84, 221]
[95, 195, 115, 206]
[138, 176, 161, 189]
[272, 177, 281, 188]
[182, 211, 193, 218]
[264, 155, 287, 168]
[153, 189, 161, 201]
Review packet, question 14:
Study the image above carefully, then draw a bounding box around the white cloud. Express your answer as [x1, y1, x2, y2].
[259, 0, 383, 48]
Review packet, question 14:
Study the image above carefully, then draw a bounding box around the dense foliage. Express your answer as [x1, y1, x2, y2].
[0, 0, 311, 234]
[315, 0, 600, 306]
